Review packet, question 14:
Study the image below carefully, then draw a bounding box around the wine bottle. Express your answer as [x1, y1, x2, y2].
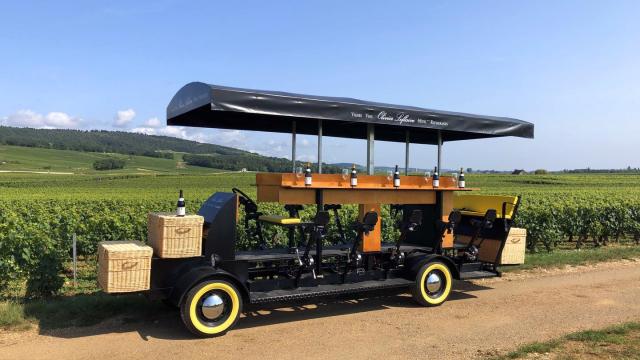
[393, 165, 401, 188]
[458, 167, 465, 188]
[304, 163, 312, 186]
[432, 166, 439, 188]
[350, 164, 358, 187]
[176, 189, 186, 217]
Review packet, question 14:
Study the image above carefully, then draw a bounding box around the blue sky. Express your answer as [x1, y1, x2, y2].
[1, 1, 638, 170]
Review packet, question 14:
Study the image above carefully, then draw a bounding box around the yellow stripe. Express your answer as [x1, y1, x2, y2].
[189, 282, 240, 334]
[419, 263, 452, 305]
[258, 215, 302, 224]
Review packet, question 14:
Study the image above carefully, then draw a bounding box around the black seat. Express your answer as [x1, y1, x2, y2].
[341, 212, 379, 279]
[454, 209, 497, 259]
[391, 209, 423, 262]
[295, 211, 331, 284]
[440, 210, 461, 237]
[353, 211, 378, 234]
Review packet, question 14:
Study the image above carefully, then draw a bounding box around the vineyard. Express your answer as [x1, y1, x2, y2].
[1, 172, 639, 298]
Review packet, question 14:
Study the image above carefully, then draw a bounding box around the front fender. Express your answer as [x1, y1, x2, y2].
[167, 266, 248, 307]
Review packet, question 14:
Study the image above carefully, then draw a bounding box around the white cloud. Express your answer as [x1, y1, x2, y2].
[143, 117, 162, 128]
[130, 125, 215, 144]
[217, 130, 246, 147]
[297, 153, 317, 162]
[130, 126, 156, 135]
[299, 139, 315, 147]
[128, 126, 253, 150]
[1, 109, 81, 129]
[113, 109, 136, 127]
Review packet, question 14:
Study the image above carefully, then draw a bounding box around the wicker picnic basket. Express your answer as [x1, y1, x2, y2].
[147, 212, 204, 258]
[98, 241, 153, 293]
[500, 227, 527, 265]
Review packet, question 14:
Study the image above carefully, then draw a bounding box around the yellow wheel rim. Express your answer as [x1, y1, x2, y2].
[419, 263, 452, 305]
[189, 282, 240, 335]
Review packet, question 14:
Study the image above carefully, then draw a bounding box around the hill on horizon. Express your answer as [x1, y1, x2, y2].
[0, 126, 247, 157]
[0, 126, 343, 173]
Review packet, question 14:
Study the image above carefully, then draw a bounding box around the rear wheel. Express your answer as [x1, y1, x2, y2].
[180, 279, 242, 337]
[412, 261, 452, 307]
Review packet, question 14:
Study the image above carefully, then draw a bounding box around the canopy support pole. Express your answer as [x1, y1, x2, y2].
[437, 130, 442, 172]
[405, 130, 410, 175]
[291, 121, 297, 173]
[366, 124, 375, 175]
[317, 119, 323, 173]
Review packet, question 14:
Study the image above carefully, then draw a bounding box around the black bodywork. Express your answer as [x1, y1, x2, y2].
[149, 192, 518, 307]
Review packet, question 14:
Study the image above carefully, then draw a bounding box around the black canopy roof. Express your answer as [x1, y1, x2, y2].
[167, 82, 534, 145]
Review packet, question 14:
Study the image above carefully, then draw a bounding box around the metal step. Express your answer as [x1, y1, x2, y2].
[249, 277, 414, 304]
[459, 270, 498, 280]
[460, 262, 484, 272]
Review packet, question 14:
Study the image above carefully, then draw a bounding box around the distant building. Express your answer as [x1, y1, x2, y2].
[512, 169, 526, 175]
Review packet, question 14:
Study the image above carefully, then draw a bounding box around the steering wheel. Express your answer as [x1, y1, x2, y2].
[232, 188, 258, 213]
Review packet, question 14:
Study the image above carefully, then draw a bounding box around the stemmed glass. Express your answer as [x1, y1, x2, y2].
[386, 170, 393, 186]
[424, 171, 431, 185]
[295, 166, 303, 184]
[341, 168, 349, 186]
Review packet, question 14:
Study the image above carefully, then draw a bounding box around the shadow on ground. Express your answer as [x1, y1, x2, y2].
[34, 280, 492, 341]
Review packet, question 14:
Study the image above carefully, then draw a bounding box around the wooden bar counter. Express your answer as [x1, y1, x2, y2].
[256, 173, 475, 251]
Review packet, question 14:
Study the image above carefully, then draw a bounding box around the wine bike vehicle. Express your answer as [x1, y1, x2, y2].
[118, 83, 533, 337]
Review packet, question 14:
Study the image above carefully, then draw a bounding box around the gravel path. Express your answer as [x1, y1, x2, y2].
[2, 260, 640, 360]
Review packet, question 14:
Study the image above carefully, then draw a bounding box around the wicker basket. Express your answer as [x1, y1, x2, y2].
[98, 241, 152, 293]
[501, 227, 527, 265]
[148, 212, 204, 258]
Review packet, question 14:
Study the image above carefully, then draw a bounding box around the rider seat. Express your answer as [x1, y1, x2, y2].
[258, 215, 302, 225]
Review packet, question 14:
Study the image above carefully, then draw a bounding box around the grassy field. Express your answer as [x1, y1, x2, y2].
[495, 322, 640, 359]
[0, 144, 215, 175]
[2, 143, 640, 200]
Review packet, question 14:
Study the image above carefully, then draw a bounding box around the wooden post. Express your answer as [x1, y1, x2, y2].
[72, 233, 77, 287]
[441, 192, 454, 248]
[359, 203, 381, 252]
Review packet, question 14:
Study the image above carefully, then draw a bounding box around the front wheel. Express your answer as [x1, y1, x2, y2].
[180, 279, 243, 337]
[412, 261, 452, 307]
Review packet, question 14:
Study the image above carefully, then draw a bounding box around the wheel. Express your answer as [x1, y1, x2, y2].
[412, 261, 452, 307]
[180, 279, 243, 337]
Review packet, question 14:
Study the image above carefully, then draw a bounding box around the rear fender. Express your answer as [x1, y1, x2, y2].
[167, 266, 248, 307]
[405, 254, 460, 280]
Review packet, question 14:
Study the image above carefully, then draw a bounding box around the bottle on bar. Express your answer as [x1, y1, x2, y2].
[432, 166, 440, 188]
[350, 164, 358, 187]
[304, 163, 312, 186]
[458, 167, 465, 188]
[393, 165, 401, 188]
[176, 189, 186, 217]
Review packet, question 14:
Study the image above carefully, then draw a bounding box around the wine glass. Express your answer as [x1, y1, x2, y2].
[341, 168, 349, 181]
[386, 170, 393, 185]
[452, 172, 458, 187]
[295, 166, 303, 179]
[424, 171, 431, 185]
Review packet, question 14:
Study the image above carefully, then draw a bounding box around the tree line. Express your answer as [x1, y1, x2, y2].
[0, 126, 245, 158]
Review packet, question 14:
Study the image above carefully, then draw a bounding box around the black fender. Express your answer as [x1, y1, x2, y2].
[167, 266, 249, 307]
[404, 253, 460, 280]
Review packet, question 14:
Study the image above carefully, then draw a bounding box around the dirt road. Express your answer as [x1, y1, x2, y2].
[2, 260, 640, 360]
